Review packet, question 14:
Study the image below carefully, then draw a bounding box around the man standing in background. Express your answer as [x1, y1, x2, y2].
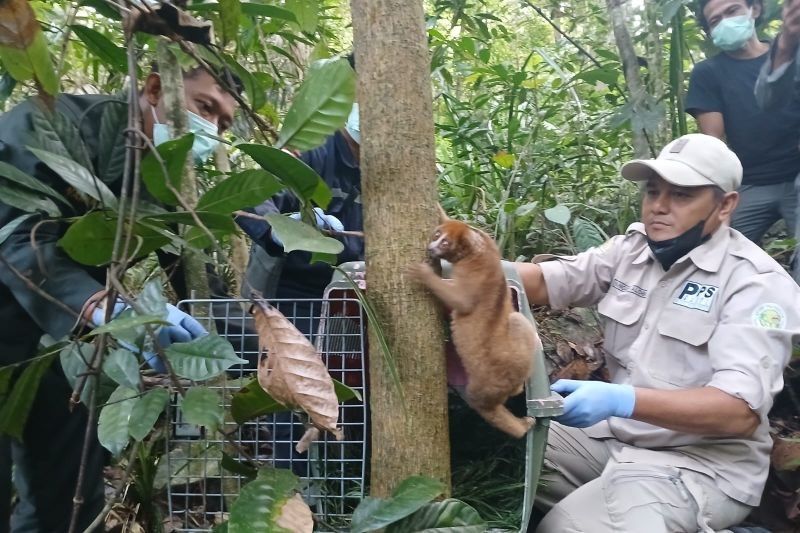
[686, 0, 800, 268]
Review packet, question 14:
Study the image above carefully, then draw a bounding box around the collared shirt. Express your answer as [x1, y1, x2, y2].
[536, 223, 800, 506]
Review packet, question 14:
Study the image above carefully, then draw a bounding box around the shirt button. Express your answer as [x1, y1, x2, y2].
[643, 323, 650, 330]
[659, 281, 666, 288]
[761, 358, 770, 369]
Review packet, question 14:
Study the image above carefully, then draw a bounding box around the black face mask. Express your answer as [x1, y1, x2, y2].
[647, 218, 712, 271]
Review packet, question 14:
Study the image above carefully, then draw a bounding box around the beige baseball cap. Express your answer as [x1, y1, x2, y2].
[621, 133, 743, 193]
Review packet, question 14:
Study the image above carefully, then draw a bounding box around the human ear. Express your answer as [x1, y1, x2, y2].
[143, 73, 162, 107]
[719, 191, 739, 221]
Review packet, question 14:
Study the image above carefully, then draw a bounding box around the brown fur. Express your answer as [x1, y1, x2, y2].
[407, 212, 538, 438]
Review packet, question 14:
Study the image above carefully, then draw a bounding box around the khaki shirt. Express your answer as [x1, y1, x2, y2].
[537, 223, 800, 506]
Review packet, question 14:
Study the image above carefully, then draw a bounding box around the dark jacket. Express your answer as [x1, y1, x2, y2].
[237, 130, 363, 298]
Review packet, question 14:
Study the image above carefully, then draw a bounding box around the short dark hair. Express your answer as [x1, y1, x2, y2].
[696, 0, 762, 33]
[150, 62, 244, 97]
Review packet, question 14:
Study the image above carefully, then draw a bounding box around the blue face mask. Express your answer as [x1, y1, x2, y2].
[345, 103, 360, 145]
[151, 106, 220, 164]
[711, 9, 755, 51]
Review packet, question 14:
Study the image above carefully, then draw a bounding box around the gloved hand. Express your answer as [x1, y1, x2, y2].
[271, 207, 344, 248]
[90, 299, 127, 327]
[552, 379, 636, 428]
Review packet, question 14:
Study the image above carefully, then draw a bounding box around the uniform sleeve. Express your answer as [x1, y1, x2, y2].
[686, 61, 724, 117]
[754, 34, 800, 112]
[706, 271, 800, 416]
[535, 234, 628, 310]
[0, 110, 102, 340]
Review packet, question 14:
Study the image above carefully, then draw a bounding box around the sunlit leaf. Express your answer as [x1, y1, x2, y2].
[165, 335, 247, 381]
[351, 476, 446, 533]
[70, 25, 127, 73]
[285, 0, 318, 33]
[98, 385, 137, 456]
[491, 151, 515, 169]
[228, 468, 301, 533]
[197, 169, 283, 214]
[276, 57, 355, 152]
[543, 204, 571, 226]
[217, 0, 241, 45]
[265, 213, 344, 255]
[0, 0, 58, 94]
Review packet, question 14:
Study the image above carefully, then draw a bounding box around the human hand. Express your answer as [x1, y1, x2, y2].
[551, 379, 636, 428]
[780, 0, 800, 52]
[271, 207, 345, 247]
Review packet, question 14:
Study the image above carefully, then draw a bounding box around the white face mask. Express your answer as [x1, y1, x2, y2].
[345, 103, 360, 145]
[151, 105, 220, 163]
[710, 8, 755, 51]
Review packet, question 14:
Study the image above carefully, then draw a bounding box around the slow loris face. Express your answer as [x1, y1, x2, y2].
[428, 220, 475, 262]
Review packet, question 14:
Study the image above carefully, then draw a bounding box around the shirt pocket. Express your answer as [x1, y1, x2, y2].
[597, 292, 646, 370]
[651, 309, 716, 387]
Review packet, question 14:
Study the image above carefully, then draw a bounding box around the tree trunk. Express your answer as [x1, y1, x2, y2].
[350, 0, 451, 496]
[606, 0, 650, 158]
[644, 1, 670, 147]
[156, 41, 211, 304]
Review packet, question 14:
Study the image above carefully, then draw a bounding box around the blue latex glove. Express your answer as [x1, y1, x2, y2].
[90, 299, 127, 327]
[271, 207, 344, 248]
[552, 379, 636, 428]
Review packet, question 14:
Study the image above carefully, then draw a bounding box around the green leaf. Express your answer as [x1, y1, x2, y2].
[0, 353, 56, 439]
[142, 211, 237, 233]
[30, 106, 94, 172]
[0, 213, 35, 247]
[79, 0, 123, 20]
[573, 67, 619, 86]
[221, 54, 266, 112]
[491, 151, 515, 169]
[217, 0, 242, 45]
[543, 204, 571, 226]
[181, 386, 223, 431]
[0, 180, 60, 216]
[197, 169, 283, 214]
[386, 499, 486, 532]
[96, 99, 128, 183]
[265, 213, 344, 255]
[140, 133, 194, 206]
[228, 468, 299, 533]
[59, 341, 96, 405]
[212, 522, 228, 533]
[128, 388, 169, 441]
[59, 212, 170, 266]
[28, 147, 117, 210]
[97, 385, 137, 456]
[0, 7, 58, 95]
[221, 452, 258, 480]
[276, 57, 355, 151]
[165, 335, 247, 381]
[102, 348, 141, 390]
[571, 217, 607, 252]
[333, 378, 362, 402]
[188, 2, 297, 22]
[70, 25, 127, 73]
[351, 476, 446, 533]
[88, 314, 169, 337]
[230, 378, 288, 425]
[285, 0, 318, 33]
[0, 160, 69, 205]
[237, 144, 331, 207]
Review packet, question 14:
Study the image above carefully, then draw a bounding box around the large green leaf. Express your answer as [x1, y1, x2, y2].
[351, 477, 446, 533]
[165, 335, 247, 381]
[59, 212, 170, 266]
[181, 386, 223, 431]
[96, 99, 128, 183]
[0, 160, 69, 205]
[230, 378, 288, 425]
[228, 468, 300, 533]
[276, 57, 354, 151]
[30, 106, 94, 172]
[386, 499, 486, 532]
[28, 148, 117, 210]
[88, 313, 168, 337]
[102, 348, 141, 390]
[128, 388, 169, 441]
[285, 0, 318, 33]
[97, 385, 137, 456]
[0, 353, 56, 439]
[197, 169, 283, 214]
[571, 217, 607, 252]
[217, 0, 241, 45]
[0, 0, 58, 95]
[221, 54, 266, 112]
[79, 0, 123, 20]
[140, 133, 194, 206]
[265, 213, 344, 255]
[59, 341, 97, 405]
[0, 180, 60, 216]
[543, 204, 571, 226]
[236, 144, 331, 207]
[70, 25, 127, 73]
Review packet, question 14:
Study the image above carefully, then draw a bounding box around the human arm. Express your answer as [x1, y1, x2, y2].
[694, 112, 726, 139]
[754, 1, 800, 110]
[516, 262, 549, 305]
[685, 62, 727, 139]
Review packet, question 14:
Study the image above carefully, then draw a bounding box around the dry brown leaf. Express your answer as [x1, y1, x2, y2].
[275, 494, 314, 533]
[0, 0, 39, 49]
[555, 340, 574, 363]
[252, 300, 343, 442]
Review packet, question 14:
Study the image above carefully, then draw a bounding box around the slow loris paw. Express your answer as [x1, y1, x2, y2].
[405, 262, 436, 285]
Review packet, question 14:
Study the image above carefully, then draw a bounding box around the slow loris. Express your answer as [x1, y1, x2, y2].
[407, 209, 538, 438]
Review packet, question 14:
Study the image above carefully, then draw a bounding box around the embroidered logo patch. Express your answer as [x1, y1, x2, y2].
[611, 278, 647, 298]
[673, 281, 718, 312]
[752, 303, 786, 329]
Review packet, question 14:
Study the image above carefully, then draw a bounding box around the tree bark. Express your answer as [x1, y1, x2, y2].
[156, 41, 211, 304]
[350, 0, 451, 496]
[606, 0, 650, 158]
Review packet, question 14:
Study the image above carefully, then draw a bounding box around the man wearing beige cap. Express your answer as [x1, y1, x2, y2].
[518, 133, 800, 532]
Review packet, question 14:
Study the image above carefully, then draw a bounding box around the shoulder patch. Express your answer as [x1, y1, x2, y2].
[752, 303, 787, 329]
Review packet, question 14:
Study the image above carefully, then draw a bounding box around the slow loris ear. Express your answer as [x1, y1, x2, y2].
[436, 203, 449, 223]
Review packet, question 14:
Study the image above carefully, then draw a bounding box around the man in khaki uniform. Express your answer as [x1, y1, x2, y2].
[518, 133, 800, 532]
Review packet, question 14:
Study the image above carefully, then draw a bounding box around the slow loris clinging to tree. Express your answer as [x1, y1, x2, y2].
[407, 208, 539, 438]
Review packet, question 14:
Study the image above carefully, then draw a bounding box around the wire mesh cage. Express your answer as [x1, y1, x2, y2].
[166, 290, 368, 531]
